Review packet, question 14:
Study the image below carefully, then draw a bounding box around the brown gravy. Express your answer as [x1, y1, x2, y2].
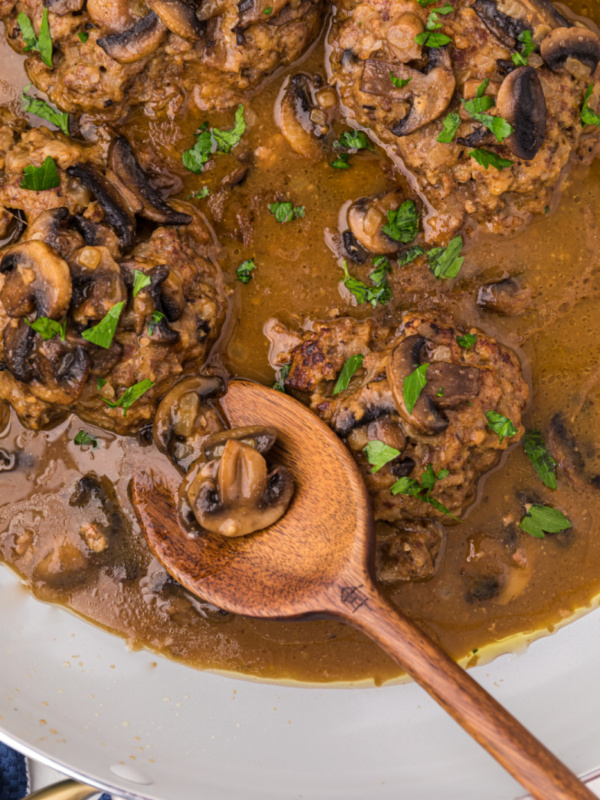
[1, 3, 600, 684]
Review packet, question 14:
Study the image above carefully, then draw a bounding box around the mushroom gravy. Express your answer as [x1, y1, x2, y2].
[2, 5, 600, 683]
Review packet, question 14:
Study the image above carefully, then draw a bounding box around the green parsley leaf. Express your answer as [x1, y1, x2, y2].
[269, 201, 304, 223]
[341, 260, 368, 303]
[330, 152, 351, 169]
[461, 81, 513, 143]
[366, 282, 392, 307]
[341, 261, 390, 307]
[519, 504, 571, 539]
[17, 12, 37, 50]
[96, 376, 107, 390]
[182, 123, 214, 173]
[437, 111, 461, 143]
[236, 259, 256, 284]
[333, 353, 363, 395]
[81, 301, 125, 349]
[369, 255, 391, 285]
[417, 0, 438, 6]
[581, 84, 600, 127]
[436, 386, 444, 397]
[264, 5, 273, 12]
[485, 410, 517, 442]
[22, 88, 69, 136]
[382, 200, 420, 244]
[469, 148, 514, 170]
[133, 269, 151, 297]
[188, 186, 210, 199]
[101, 379, 154, 417]
[273, 363, 290, 392]
[512, 30, 535, 66]
[457, 332, 477, 349]
[25, 316, 66, 341]
[427, 235, 464, 279]
[390, 466, 459, 520]
[415, 30, 452, 47]
[468, 112, 514, 143]
[334, 130, 373, 151]
[74, 429, 97, 448]
[364, 440, 401, 473]
[390, 72, 411, 89]
[212, 104, 246, 154]
[20, 156, 59, 192]
[18, 10, 52, 67]
[523, 430, 557, 490]
[403, 362, 428, 414]
[436, 2, 454, 12]
[398, 245, 425, 266]
[77, 31, 89, 43]
[147, 310, 166, 335]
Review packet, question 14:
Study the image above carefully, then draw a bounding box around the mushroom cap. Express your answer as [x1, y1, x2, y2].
[146, 0, 206, 41]
[346, 190, 407, 255]
[496, 66, 547, 161]
[0, 240, 72, 319]
[108, 136, 192, 226]
[22, 207, 85, 260]
[69, 245, 128, 328]
[97, 12, 168, 64]
[202, 424, 279, 460]
[540, 26, 600, 72]
[275, 73, 327, 158]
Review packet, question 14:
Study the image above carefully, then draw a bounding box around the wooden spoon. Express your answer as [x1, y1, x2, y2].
[132, 379, 595, 800]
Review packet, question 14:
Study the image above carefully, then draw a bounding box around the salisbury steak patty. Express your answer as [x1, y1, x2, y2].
[1, 0, 325, 118]
[328, 0, 600, 237]
[0, 122, 226, 433]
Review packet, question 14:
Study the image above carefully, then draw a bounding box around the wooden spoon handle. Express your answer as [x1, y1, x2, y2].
[334, 584, 594, 800]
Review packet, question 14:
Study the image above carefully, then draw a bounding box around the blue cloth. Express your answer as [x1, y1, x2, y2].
[0, 742, 110, 799]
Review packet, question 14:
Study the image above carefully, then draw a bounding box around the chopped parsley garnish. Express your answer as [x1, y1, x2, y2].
[20, 156, 59, 191]
[147, 310, 165, 335]
[462, 79, 494, 115]
[81, 301, 125, 349]
[382, 200, 420, 244]
[264, 5, 273, 13]
[269, 201, 305, 223]
[462, 80, 513, 143]
[415, 10, 453, 47]
[417, 0, 439, 6]
[485, 410, 517, 442]
[330, 153, 351, 169]
[427, 235, 464, 279]
[77, 31, 89, 43]
[18, 9, 53, 67]
[437, 111, 461, 143]
[403, 362, 428, 414]
[470, 148, 514, 170]
[523, 430, 557, 490]
[101, 379, 154, 417]
[391, 465, 459, 520]
[581, 84, 600, 127]
[457, 332, 477, 349]
[22, 87, 69, 136]
[188, 186, 210, 199]
[390, 72, 411, 89]
[436, 386, 444, 397]
[341, 260, 391, 307]
[398, 245, 425, 266]
[132, 269, 151, 297]
[182, 105, 246, 173]
[512, 30, 535, 66]
[334, 130, 373, 151]
[25, 316, 66, 341]
[236, 258, 256, 284]
[272, 363, 290, 392]
[96, 376, 107, 391]
[74, 429, 97, 448]
[364, 440, 401, 473]
[519, 504, 571, 539]
[333, 353, 363, 395]
[369, 255, 391, 285]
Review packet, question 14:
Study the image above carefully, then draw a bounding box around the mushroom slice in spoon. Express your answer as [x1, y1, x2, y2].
[146, 0, 205, 40]
[108, 137, 192, 226]
[97, 12, 168, 64]
[496, 66, 546, 160]
[0, 241, 72, 319]
[541, 26, 600, 73]
[154, 375, 225, 472]
[184, 425, 294, 537]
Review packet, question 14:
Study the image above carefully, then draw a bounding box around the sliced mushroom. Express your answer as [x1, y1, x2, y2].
[276, 74, 329, 158]
[473, 0, 529, 48]
[22, 208, 85, 259]
[541, 26, 600, 73]
[120, 260, 185, 324]
[360, 52, 456, 137]
[424, 362, 481, 408]
[456, 126, 494, 148]
[71, 216, 121, 258]
[477, 277, 532, 315]
[66, 164, 136, 249]
[69, 245, 127, 328]
[474, 0, 568, 47]
[185, 425, 294, 537]
[146, 0, 205, 40]
[547, 413, 600, 490]
[97, 12, 168, 64]
[376, 519, 444, 583]
[0, 241, 72, 319]
[342, 230, 369, 264]
[496, 66, 546, 160]
[154, 375, 225, 471]
[388, 336, 449, 435]
[87, 0, 137, 33]
[44, 0, 84, 14]
[108, 137, 192, 226]
[346, 190, 407, 255]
